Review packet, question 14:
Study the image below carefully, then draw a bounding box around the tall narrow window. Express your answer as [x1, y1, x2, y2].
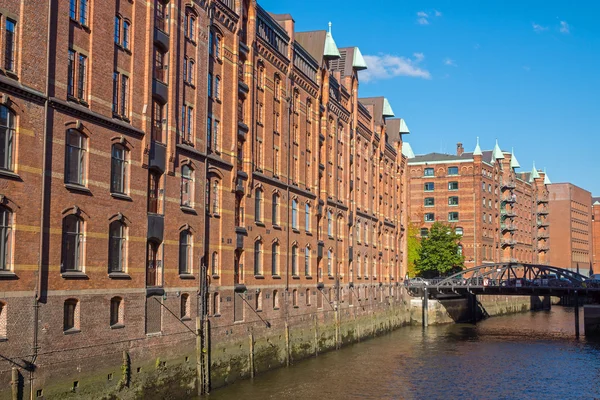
[153, 47, 166, 83]
[215, 34, 221, 59]
[0, 207, 12, 271]
[4, 20, 16, 72]
[111, 144, 127, 194]
[213, 120, 219, 151]
[65, 130, 86, 186]
[271, 242, 279, 275]
[61, 215, 83, 272]
[0, 105, 15, 171]
[114, 16, 121, 44]
[108, 220, 126, 273]
[255, 188, 263, 222]
[254, 241, 262, 275]
[215, 77, 221, 100]
[77, 54, 87, 100]
[327, 249, 333, 276]
[110, 297, 124, 327]
[212, 180, 219, 214]
[155, 0, 167, 32]
[327, 211, 333, 237]
[304, 246, 310, 276]
[79, 0, 89, 25]
[63, 299, 79, 332]
[120, 75, 129, 116]
[180, 294, 190, 319]
[208, 73, 213, 97]
[112, 72, 119, 113]
[181, 165, 192, 207]
[292, 199, 298, 229]
[152, 100, 163, 142]
[123, 21, 131, 49]
[206, 117, 212, 148]
[272, 194, 279, 225]
[179, 230, 192, 274]
[305, 204, 310, 232]
[188, 60, 194, 85]
[187, 107, 193, 141]
[146, 240, 161, 286]
[70, 0, 77, 20]
[183, 58, 188, 83]
[68, 50, 76, 97]
[211, 251, 218, 275]
[148, 171, 160, 213]
[292, 245, 298, 276]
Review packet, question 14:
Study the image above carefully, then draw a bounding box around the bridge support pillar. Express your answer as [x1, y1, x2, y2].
[575, 291, 580, 338]
[470, 293, 478, 323]
[422, 288, 429, 328]
[584, 305, 600, 337]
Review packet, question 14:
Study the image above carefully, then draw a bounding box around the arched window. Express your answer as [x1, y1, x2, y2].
[212, 292, 220, 315]
[304, 246, 310, 276]
[357, 254, 362, 277]
[108, 220, 126, 273]
[272, 289, 279, 309]
[272, 193, 279, 225]
[306, 289, 311, 306]
[185, 13, 196, 41]
[292, 199, 298, 229]
[179, 230, 192, 274]
[111, 144, 127, 194]
[327, 211, 333, 237]
[356, 222, 361, 242]
[61, 214, 83, 273]
[63, 298, 79, 332]
[212, 180, 219, 214]
[148, 170, 161, 214]
[123, 20, 131, 49]
[180, 293, 190, 319]
[305, 203, 310, 232]
[254, 188, 263, 222]
[327, 249, 333, 276]
[291, 244, 298, 276]
[0, 206, 12, 271]
[292, 289, 298, 307]
[255, 290, 263, 311]
[211, 251, 218, 275]
[65, 129, 87, 185]
[254, 240, 262, 275]
[0, 105, 15, 171]
[110, 296, 124, 327]
[181, 165, 193, 207]
[271, 242, 279, 276]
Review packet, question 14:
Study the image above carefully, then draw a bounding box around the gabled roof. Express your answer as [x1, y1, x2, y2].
[296, 31, 327, 64]
[330, 47, 368, 77]
[592, 197, 600, 206]
[402, 142, 415, 159]
[399, 119, 410, 135]
[492, 140, 505, 160]
[473, 137, 482, 156]
[359, 97, 394, 126]
[544, 172, 551, 185]
[410, 152, 471, 163]
[529, 162, 541, 182]
[324, 22, 341, 60]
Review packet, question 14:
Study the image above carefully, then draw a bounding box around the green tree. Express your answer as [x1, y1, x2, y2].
[406, 223, 421, 278]
[415, 222, 464, 278]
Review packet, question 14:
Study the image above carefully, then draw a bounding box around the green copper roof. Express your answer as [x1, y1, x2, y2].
[544, 169, 551, 184]
[399, 119, 410, 134]
[473, 137, 482, 156]
[529, 162, 540, 182]
[492, 139, 505, 160]
[510, 148, 520, 169]
[352, 47, 368, 70]
[382, 98, 395, 117]
[324, 22, 341, 60]
[402, 142, 415, 158]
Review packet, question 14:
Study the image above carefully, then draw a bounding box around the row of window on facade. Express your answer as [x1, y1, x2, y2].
[424, 212, 460, 222]
[424, 182, 459, 191]
[420, 227, 463, 237]
[424, 197, 460, 207]
[423, 166, 459, 177]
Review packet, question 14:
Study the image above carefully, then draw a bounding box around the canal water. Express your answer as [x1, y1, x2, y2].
[210, 307, 600, 400]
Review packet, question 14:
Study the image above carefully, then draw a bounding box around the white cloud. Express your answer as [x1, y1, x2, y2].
[443, 58, 457, 67]
[434, 10, 442, 17]
[417, 17, 429, 25]
[560, 21, 570, 34]
[360, 53, 432, 82]
[417, 11, 429, 17]
[416, 10, 441, 25]
[532, 23, 548, 33]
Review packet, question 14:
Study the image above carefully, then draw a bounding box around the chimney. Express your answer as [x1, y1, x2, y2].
[457, 142, 464, 156]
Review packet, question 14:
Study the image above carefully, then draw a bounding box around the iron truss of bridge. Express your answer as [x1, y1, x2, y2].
[406, 263, 600, 298]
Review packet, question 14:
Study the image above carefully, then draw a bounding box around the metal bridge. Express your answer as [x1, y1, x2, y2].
[405, 263, 600, 337]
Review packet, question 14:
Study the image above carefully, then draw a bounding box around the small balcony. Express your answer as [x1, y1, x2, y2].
[235, 227, 246, 250]
[537, 208, 549, 216]
[152, 77, 168, 104]
[537, 219, 549, 227]
[501, 181, 516, 190]
[347, 211, 354, 227]
[537, 195, 549, 204]
[501, 223, 517, 232]
[149, 141, 166, 173]
[500, 209, 516, 218]
[317, 241, 324, 259]
[502, 195, 517, 204]
[538, 245, 549, 252]
[501, 239, 517, 248]
[147, 214, 165, 242]
[348, 246, 354, 261]
[235, 171, 247, 195]
[537, 232, 549, 239]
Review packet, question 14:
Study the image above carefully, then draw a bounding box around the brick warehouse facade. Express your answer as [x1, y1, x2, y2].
[404, 140, 550, 269]
[0, 0, 411, 398]
[547, 183, 593, 273]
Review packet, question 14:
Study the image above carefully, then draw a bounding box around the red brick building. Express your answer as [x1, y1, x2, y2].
[405, 139, 550, 270]
[547, 183, 593, 273]
[592, 197, 600, 274]
[0, 0, 411, 397]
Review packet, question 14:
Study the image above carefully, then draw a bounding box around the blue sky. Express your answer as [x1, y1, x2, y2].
[260, 0, 600, 195]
